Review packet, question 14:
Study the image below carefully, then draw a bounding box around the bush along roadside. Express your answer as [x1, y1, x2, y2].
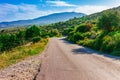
[66, 11, 120, 56]
[0, 25, 50, 69]
[0, 38, 48, 69]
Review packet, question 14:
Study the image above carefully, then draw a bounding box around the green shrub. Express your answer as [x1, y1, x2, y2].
[68, 32, 84, 42]
[28, 49, 38, 55]
[0, 34, 12, 51]
[97, 11, 120, 32]
[84, 39, 95, 48]
[25, 25, 40, 40]
[32, 37, 41, 43]
[111, 51, 120, 56]
[93, 38, 102, 50]
[112, 32, 120, 48]
[77, 40, 84, 45]
[76, 25, 87, 33]
[93, 31, 107, 50]
[48, 29, 60, 37]
[100, 36, 114, 52]
[83, 32, 91, 38]
[77, 39, 95, 48]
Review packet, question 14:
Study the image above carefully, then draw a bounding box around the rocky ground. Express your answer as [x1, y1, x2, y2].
[0, 53, 45, 80]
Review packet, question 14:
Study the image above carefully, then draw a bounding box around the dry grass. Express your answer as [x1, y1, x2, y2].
[0, 38, 48, 69]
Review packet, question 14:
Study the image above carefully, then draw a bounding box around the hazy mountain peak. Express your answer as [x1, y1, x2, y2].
[0, 12, 86, 28]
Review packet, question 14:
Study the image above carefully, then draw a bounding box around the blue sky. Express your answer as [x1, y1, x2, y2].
[0, 0, 120, 22]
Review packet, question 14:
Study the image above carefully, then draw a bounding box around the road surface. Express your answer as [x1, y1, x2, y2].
[36, 38, 120, 80]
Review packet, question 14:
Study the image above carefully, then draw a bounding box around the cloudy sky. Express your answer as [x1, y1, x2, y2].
[0, 0, 120, 22]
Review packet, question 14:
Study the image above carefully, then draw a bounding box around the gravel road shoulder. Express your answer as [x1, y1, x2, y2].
[0, 46, 49, 80]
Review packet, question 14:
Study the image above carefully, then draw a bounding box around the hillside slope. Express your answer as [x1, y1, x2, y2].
[0, 12, 85, 28]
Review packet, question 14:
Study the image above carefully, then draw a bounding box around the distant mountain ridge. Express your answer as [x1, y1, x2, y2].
[0, 12, 86, 28]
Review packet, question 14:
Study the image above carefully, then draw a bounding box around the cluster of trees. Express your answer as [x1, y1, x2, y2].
[39, 17, 85, 36]
[1, 8, 120, 57]
[0, 25, 41, 52]
[0, 25, 61, 52]
[0, 31, 24, 51]
[97, 11, 120, 32]
[67, 11, 120, 56]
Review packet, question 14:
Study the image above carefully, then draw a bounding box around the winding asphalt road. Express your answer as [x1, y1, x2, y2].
[36, 38, 120, 80]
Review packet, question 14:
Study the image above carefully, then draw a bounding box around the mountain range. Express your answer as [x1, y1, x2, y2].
[0, 12, 85, 28]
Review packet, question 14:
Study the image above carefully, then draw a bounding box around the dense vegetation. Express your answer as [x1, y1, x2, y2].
[37, 6, 120, 56]
[0, 25, 61, 52]
[0, 39, 48, 69]
[0, 26, 36, 52]
[0, 25, 51, 69]
[0, 6, 120, 58]
[66, 11, 120, 56]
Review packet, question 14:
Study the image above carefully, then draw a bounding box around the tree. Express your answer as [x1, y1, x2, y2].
[0, 34, 11, 51]
[0, 35, 3, 52]
[16, 31, 25, 45]
[76, 25, 88, 33]
[49, 29, 60, 37]
[86, 21, 92, 30]
[97, 11, 120, 32]
[25, 25, 40, 40]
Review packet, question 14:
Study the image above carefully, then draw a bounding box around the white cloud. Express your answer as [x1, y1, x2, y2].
[74, 5, 111, 15]
[0, 3, 75, 22]
[0, 2, 119, 22]
[47, 1, 76, 7]
[110, 0, 120, 7]
[0, 3, 54, 22]
[0, 4, 18, 17]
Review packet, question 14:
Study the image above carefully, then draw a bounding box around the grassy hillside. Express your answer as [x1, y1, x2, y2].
[40, 7, 120, 35]
[0, 39, 48, 69]
[39, 6, 120, 56]
[0, 25, 51, 69]
[0, 21, 64, 69]
[81, 6, 120, 21]
[64, 6, 120, 56]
